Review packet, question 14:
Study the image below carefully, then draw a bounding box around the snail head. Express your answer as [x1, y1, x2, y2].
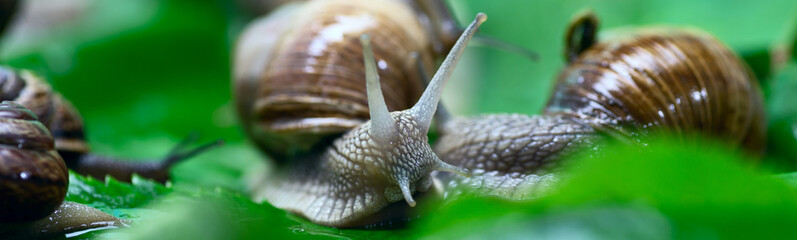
[356, 13, 486, 207]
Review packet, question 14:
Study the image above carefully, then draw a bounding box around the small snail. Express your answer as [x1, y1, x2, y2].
[236, 0, 486, 224]
[0, 67, 220, 183]
[0, 101, 126, 239]
[432, 12, 766, 198]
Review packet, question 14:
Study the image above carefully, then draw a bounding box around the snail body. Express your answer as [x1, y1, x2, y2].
[432, 12, 766, 198]
[0, 101, 125, 239]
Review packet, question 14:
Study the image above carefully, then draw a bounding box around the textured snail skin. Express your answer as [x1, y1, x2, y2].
[235, 0, 458, 161]
[257, 113, 445, 226]
[433, 15, 765, 199]
[0, 102, 125, 238]
[435, 114, 599, 174]
[0, 67, 213, 183]
[432, 114, 602, 199]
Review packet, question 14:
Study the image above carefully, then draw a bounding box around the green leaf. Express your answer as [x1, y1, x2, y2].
[102, 187, 412, 240]
[62, 171, 172, 238]
[416, 136, 797, 239]
[66, 171, 172, 215]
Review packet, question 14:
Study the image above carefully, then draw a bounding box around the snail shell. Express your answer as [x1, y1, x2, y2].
[0, 101, 68, 222]
[0, 101, 127, 239]
[234, 0, 459, 161]
[433, 12, 765, 199]
[0, 67, 89, 155]
[547, 26, 766, 153]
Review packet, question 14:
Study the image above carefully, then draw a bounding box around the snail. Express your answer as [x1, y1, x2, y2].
[0, 101, 127, 239]
[235, 0, 487, 224]
[238, 1, 766, 226]
[432, 11, 766, 199]
[0, 0, 218, 184]
[233, 0, 463, 163]
[0, 67, 220, 183]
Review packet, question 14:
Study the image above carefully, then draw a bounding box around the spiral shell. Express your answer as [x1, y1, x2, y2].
[0, 67, 89, 156]
[546, 28, 766, 154]
[0, 101, 68, 222]
[234, 0, 459, 160]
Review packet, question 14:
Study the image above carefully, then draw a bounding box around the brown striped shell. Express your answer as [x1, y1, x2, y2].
[0, 66, 219, 185]
[234, 0, 458, 161]
[546, 27, 766, 154]
[0, 101, 68, 222]
[0, 67, 89, 156]
[432, 13, 765, 200]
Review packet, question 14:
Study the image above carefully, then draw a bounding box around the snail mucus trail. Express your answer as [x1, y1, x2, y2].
[431, 11, 766, 199]
[242, 11, 486, 227]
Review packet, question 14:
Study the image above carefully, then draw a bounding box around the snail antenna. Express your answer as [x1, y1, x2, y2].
[473, 34, 540, 62]
[398, 177, 416, 207]
[161, 134, 224, 168]
[0, 0, 19, 38]
[361, 34, 396, 142]
[410, 13, 486, 131]
[565, 10, 599, 63]
[434, 157, 470, 177]
[415, 57, 453, 134]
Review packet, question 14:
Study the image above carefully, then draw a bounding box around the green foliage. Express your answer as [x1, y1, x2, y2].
[66, 172, 171, 214]
[101, 189, 413, 240]
[2, 0, 797, 239]
[417, 137, 797, 239]
[67, 173, 411, 239]
[63, 171, 172, 239]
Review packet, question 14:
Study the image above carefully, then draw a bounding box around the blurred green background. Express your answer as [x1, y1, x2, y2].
[1, 0, 796, 239]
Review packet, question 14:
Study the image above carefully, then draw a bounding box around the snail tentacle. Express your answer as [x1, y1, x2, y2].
[409, 13, 486, 131]
[564, 10, 599, 63]
[160, 135, 224, 168]
[361, 34, 397, 143]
